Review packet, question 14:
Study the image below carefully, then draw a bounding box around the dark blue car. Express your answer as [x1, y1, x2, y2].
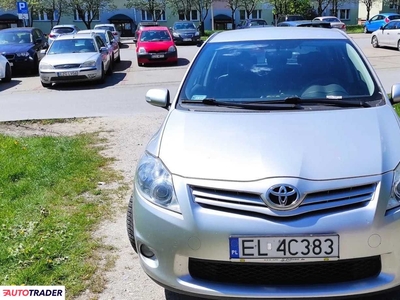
[364, 13, 400, 33]
[0, 27, 48, 74]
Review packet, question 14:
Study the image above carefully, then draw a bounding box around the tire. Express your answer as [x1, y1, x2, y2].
[116, 50, 121, 63]
[398, 40, 400, 51]
[31, 55, 39, 75]
[41, 81, 52, 88]
[2, 63, 11, 82]
[107, 59, 113, 76]
[126, 194, 137, 253]
[137, 60, 144, 67]
[97, 63, 105, 84]
[372, 36, 379, 48]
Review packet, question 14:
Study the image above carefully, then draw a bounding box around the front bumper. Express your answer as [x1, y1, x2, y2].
[137, 52, 177, 64]
[40, 67, 102, 84]
[4, 55, 35, 71]
[132, 172, 400, 298]
[174, 35, 201, 44]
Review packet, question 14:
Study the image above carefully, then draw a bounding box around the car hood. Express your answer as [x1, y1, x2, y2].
[158, 106, 400, 181]
[138, 41, 174, 51]
[41, 53, 99, 65]
[0, 43, 33, 54]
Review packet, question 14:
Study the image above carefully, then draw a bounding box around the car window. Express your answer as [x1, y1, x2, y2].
[370, 15, 379, 21]
[389, 15, 400, 20]
[95, 36, 105, 49]
[95, 25, 115, 32]
[179, 39, 379, 103]
[385, 22, 397, 29]
[323, 18, 340, 22]
[53, 27, 75, 34]
[107, 31, 114, 42]
[97, 32, 108, 44]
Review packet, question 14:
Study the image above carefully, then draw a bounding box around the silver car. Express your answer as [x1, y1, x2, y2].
[39, 33, 112, 88]
[48, 24, 80, 45]
[127, 27, 400, 299]
[371, 19, 400, 50]
[313, 16, 346, 31]
[94, 24, 121, 45]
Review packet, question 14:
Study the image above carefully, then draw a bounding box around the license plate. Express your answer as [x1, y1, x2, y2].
[151, 54, 164, 59]
[230, 235, 339, 260]
[58, 71, 78, 77]
[183, 38, 192, 41]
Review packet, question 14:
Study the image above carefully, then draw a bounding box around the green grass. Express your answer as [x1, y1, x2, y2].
[0, 133, 123, 299]
[346, 25, 364, 34]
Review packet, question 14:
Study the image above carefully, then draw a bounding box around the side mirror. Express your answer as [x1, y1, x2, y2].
[40, 49, 47, 55]
[100, 46, 108, 53]
[391, 84, 400, 104]
[380, 25, 384, 30]
[145, 88, 170, 109]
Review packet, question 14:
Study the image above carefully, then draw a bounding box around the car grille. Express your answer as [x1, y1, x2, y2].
[54, 64, 81, 69]
[148, 50, 167, 54]
[191, 183, 376, 217]
[4, 54, 15, 61]
[189, 256, 381, 285]
[50, 75, 87, 81]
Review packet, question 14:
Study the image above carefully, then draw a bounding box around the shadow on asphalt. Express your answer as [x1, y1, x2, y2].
[141, 58, 190, 68]
[0, 79, 21, 91]
[114, 60, 132, 72]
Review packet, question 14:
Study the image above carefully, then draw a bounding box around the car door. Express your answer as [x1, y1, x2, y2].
[95, 35, 110, 70]
[107, 30, 118, 57]
[368, 15, 384, 32]
[381, 21, 398, 46]
[32, 29, 46, 60]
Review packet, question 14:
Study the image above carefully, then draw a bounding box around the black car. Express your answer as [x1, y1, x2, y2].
[277, 20, 332, 28]
[237, 19, 269, 29]
[134, 22, 159, 43]
[0, 27, 48, 74]
[169, 21, 200, 44]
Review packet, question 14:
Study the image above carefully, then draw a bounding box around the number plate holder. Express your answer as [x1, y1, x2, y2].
[229, 235, 339, 262]
[58, 71, 78, 77]
[151, 54, 164, 59]
[183, 38, 192, 41]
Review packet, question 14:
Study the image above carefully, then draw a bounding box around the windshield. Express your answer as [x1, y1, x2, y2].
[140, 30, 171, 42]
[179, 39, 380, 104]
[47, 38, 96, 54]
[0, 31, 31, 44]
[174, 23, 196, 30]
[53, 27, 75, 34]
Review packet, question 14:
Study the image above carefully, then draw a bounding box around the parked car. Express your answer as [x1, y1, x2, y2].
[78, 29, 121, 63]
[364, 12, 400, 33]
[237, 19, 269, 29]
[136, 26, 177, 66]
[94, 24, 121, 45]
[0, 54, 11, 82]
[39, 33, 112, 88]
[127, 26, 400, 299]
[48, 25, 80, 45]
[371, 19, 400, 50]
[277, 20, 332, 28]
[133, 21, 159, 43]
[277, 14, 304, 24]
[169, 21, 200, 44]
[313, 16, 346, 31]
[0, 27, 48, 75]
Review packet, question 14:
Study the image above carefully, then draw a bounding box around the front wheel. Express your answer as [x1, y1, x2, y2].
[116, 50, 121, 63]
[126, 195, 137, 253]
[106, 59, 113, 76]
[2, 63, 11, 82]
[397, 40, 400, 51]
[97, 63, 105, 84]
[372, 36, 379, 48]
[30, 56, 39, 75]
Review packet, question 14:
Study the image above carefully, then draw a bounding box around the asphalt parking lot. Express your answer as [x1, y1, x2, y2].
[2, 34, 400, 122]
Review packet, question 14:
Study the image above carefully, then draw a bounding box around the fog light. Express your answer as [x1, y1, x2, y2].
[140, 244, 155, 258]
[88, 74, 97, 79]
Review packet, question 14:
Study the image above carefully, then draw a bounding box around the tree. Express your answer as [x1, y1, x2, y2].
[39, 0, 72, 27]
[271, 0, 315, 21]
[125, 0, 167, 21]
[315, 0, 332, 16]
[224, 0, 241, 29]
[191, 0, 212, 35]
[240, 0, 263, 20]
[360, 0, 379, 20]
[65, 0, 116, 29]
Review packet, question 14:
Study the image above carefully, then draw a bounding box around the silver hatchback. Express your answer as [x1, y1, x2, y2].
[127, 27, 400, 299]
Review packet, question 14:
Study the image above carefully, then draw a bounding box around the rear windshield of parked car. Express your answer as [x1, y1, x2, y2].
[389, 15, 400, 20]
[53, 28, 75, 33]
[95, 26, 115, 31]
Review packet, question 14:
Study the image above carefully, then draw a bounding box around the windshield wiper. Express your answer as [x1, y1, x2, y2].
[255, 96, 371, 107]
[181, 98, 301, 110]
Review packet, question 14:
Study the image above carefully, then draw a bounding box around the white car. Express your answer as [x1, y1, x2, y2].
[312, 16, 346, 31]
[94, 24, 121, 45]
[0, 54, 12, 82]
[39, 33, 112, 88]
[48, 25, 80, 45]
[371, 19, 400, 50]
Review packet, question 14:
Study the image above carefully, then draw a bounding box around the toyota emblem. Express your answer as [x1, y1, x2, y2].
[265, 184, 300, 210]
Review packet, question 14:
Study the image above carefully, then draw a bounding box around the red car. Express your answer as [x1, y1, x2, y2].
[136, 26, 178, 66]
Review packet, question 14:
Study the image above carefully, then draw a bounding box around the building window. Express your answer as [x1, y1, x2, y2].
[178, 10, 199, 21]
[32, 10, 55, 21]
[389, 0, 398, 9]
[74, 10, 100, 21]
[338, 9, 350, 20]
[141, 10, 166, 21]
[239, 10, 262, 20]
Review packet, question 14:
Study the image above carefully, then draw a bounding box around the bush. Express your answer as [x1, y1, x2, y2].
[346, 25, 364, 34]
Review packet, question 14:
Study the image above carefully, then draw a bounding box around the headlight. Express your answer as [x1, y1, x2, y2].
[80, 60, 96, 67]
[168, 46, 176, 52]
[388, 163, 400, 210]
[16, 52, 29, 57]
[138, 47, 147, 54]
[39, 63, 52, 70]
[173, 32, 180, 37]
[195, 32, 200, 36]
[135, 152, 180, 213]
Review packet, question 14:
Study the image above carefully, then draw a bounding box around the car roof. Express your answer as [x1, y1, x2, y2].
[208, 27, 346, 43]
[141, 26, 169, 31]
[56, 33, 94, 40]
[78, 29, 109, 34]
[52, 24, 76, 28]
